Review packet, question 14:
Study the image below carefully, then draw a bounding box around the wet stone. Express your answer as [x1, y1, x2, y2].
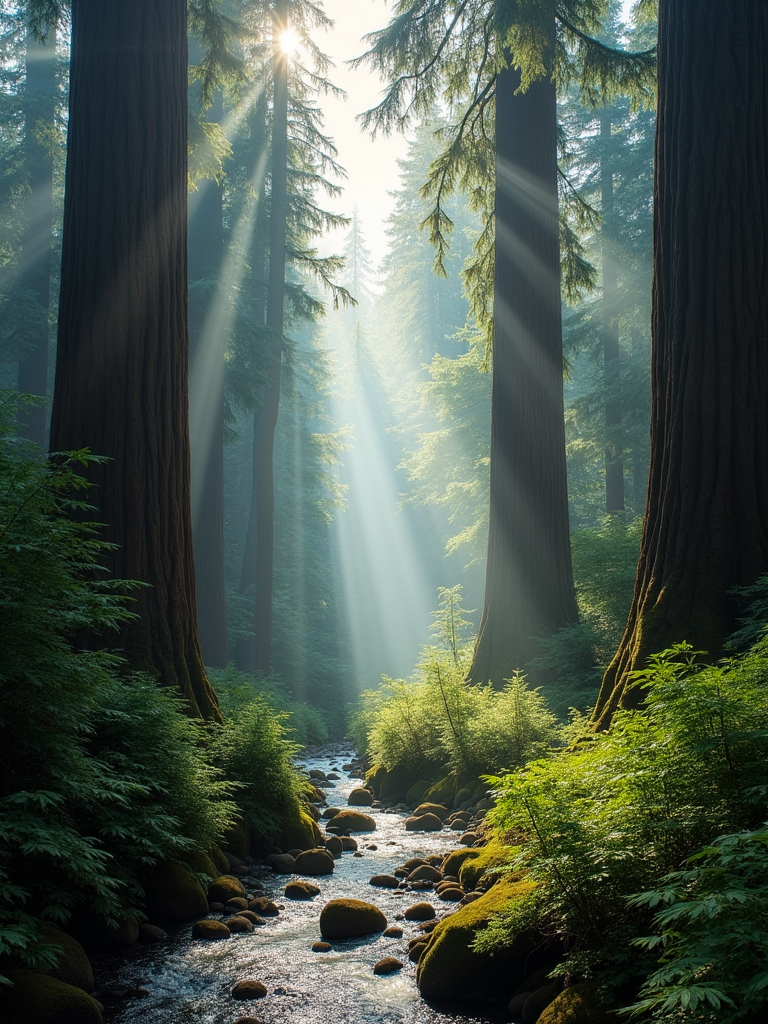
[232, 980, 268, 1001]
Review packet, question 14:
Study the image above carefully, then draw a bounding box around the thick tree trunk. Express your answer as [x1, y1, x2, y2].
[189, 91, 228, 669]
[467, 66, 579, 686]
[593, 1, 768, 728]
[601, 110, 624, 514]
[17, 29, 56, 448]
[49, 0, 220, 720]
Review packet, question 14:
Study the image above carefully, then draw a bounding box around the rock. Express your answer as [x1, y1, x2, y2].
[404, 903, 436, 921]
[208, 875, 247, 904]
[453, 787, 474, 808]
[405, 780, 432, 806]
[523, 985, 558, 1023]
[441, 848, 480, 878]
[312, 941, 332, 952]
[383, 926, 404, 937]
[459, 831, 478, 846]
[285, 880, 321, 900]
[422, 776, 456, 806]
[353, 851, 364, 857]
[458, 839, 509, 890]
[141, 862, 213, 926]
[438, 886, 465, 902]
[208, 902, 225, 912]
[226, 897, 250, 912]
[508, 992, 529, 1017]
[327, 773, 340, 780]
[369, 874, 400, 888]
[248, 897, 280, 916]
[535, 984, 612, 1024]
[416, 876, 536, 1001]
[373, 958, 403, 975]
[348, 787, 374, 806]
[39, 928, 94, 993]
[227, 916, 255, 933]
[407, 864, 442, 882]
[405, 813, 442, 832]
[233, 1018, 264, 1024]
[319, 899, 387, 940]
[328, 809, 376, 833]
[325, 836, 343, 858]
[321, 806, 342, 819]
[237, 911, 266, 925]
[279, 808, 322, 852]
[413, 802, 450, 821]
[268, 853, 296, 874]
[308, 769, 327, 780]
[65, 909, 139, 952]
[341, 836, 358, 852]
[0, 970, 104, 1024]
[222, 820, 250, 860]
[402, 857, 429, 871]
[231, 980, 268, 1001]
[379, 766, 417, 802]
[192, 919, 231, 941]
[450, 819, 467, 830]
[208, 845, 231, 875]
[138, 923, 167, 944]
[294, 848, 335, 876]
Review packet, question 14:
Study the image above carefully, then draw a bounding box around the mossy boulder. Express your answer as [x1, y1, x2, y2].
[295, 848, 335, 875]
[523, 985, 559, 1023]
[285, 880, 321, 900]
[183, 849, 219, 880]
[442, 847, 480, 878]
[143, 860, 209, 923]
[373, 957, 403, 975]
[365, 764, 387, 798]
[416, 876, 535, 1000]
[279, 807, 322, 852]
[458, 838, 509, 891]
[405, 812, 443, 832]
[325, 836, 344, 857]
[208, 845, 231, 875]
[379, 766, 417, 802]
[222, 818, 251, 858]
[0, 970, 103, 1024]
[348, 786, 374, 806]
[330, 809, 376, 832]
[226, 915, 255, 933]
[536, 984, 612, 1024]
[413, 802, 450, 821]
[208, 874, 247, 903]
[404, 902, 436, 921]
[406, 779, 431, 806]
[319, 898, 387, 939]
[423, 776, 456, 806]
[40, 928, 94, 993]
[192, 919, 231, 940]
[231, 979, 267, 1000]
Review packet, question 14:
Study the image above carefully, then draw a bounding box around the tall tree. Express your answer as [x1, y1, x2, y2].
[49, 0, 220, 719]
[593, 0, 768, 727]
[17, 25, 56, 448]
[600, 108, 623, 514]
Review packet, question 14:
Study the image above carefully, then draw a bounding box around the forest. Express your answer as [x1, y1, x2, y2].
[0, 1, 767, 1023]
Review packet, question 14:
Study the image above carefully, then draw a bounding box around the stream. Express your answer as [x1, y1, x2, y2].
[95, 745, 510, 1024]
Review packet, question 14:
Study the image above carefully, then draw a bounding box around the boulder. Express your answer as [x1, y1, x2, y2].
[422, 777, 456, 806]
[373, 958, 403, 975]
[459, 832, 478, 846]
[408, 864, 442, 883]
[319, 899, 387, 940]
[279, 807, 322, 852]
[523, 985, 558, 1023]
[369, 875, 400, 888]
[321, 806, 342, 819]
[405, 780, 431, 806]
[383, 926, 404, 937]
[231, 980, 267, 1001]
[438, 886, 465, 902]
[183, 849, 219, 880]
[268, 853, 296, 874]
[325, 836, 343, 858]
[226, 916, 255, 934]
[405, 813, 442, 832]
[404, 902, 436, 921]
[458, 839, 509, 891]
[285, 880, 321, 900]
[225, 897, 249, 912]
[348, 787, 374, 807]
[192, 919, 231, 941]
[453, 787, 474, 808]
[402, 857, 429, 871]
[442, 847, 480, 878]
[238, 911, 266, 925]
[222, 820, 250, 859]
[208, 875, 247, 904]
[413, 802, 450, 821]
[40, 928, 94, 993]
[416, 876, 536, 1001]
[341, 836, 358, 852]
[379, 766, 417, 802]
[365, 764, 387, 798]
[0, 970, 103, 1024]
[409, 940, 430, 964]
[535, 984, 612, 1024]
[329, 809, 376, 833]
[295, 848, 335, 876]
[208, 845, 231, 875]
[248, 897, 280, 916]
[138, 924, 167, 943]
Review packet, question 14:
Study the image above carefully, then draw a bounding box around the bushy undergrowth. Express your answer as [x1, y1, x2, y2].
[476, 641, 768, 1021]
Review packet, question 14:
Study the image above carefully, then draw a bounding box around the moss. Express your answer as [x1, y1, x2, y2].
[208, 844, 230, 874]
[319, 899, 387, 939]
[442, 847, 481, 878]
[222, 818, 250, 858]
[279, 807, 321, 852]
[329, 809, 376, 832]
[535, 983, 611, 1024]
[366, 764, 387, 798]
[423, 775, 457, 805]
[0, 970, 103, 1024]
[458, 838, 510, 890]
[207, 874, 247, 903]
[184, 849, 218, 880]
[406, 779, 431, 805]
[142, 860, 208, 923]
[40, 928, 94, 993]
[416, 876, 535, 1001]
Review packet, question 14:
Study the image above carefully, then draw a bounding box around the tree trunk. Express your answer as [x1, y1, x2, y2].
[467, 65, 579, 685]
[593, 0, 768, 728]
[189, 90, 228, 669]
[601, 110, 624, 514]
[17, 28, 56, 448]
[49, 0, 220, 720]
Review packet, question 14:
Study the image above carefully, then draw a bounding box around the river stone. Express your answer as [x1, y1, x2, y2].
[138, 923, 167, 943]
[408, 864, 442, 882]
[227, 915, 255, 933]
[319, 899, 387, 939]
[402, 857, 429, 871]
[237, 911, 266, 925]
[0, 971, 104, 1024]
[248, 897, 280, 916]
[450, 819, 468, 830]
[225, 897, 249, 912]
[384, 925, 404, 937]
[373, 957, 403, 975]
[325, 836, 343, 858]
[438, 886, 465, 901]
[321, 807, 342, 819]
[208, 875, 246, 903]
[192, 919, 230, 940]
[294, 848, 335, 876]
[459, 832, 478, 846]
[341, 836, 358, 851]
[523, 985, 559, 1023]
[231, 980, 267, 1001]
[404, 902, 436, 921]
[413, 802, 450, 821]
[327, 773, 340, 780]
[233, 1018, 264, 1024]
[312, 941, 332, 952]
[370, 874, 400, 888]
[308, 769, 327, 780]
[405, 813, 442, 832]
[285, 880, 321, 900]
[347, 787, 374, 806]
[329, 809, 376, 833]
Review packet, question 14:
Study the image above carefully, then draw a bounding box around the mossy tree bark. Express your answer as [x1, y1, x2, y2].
[467, 64, 579, 686]
[49, 0, 220, 720]
[593, 0, 768, 728]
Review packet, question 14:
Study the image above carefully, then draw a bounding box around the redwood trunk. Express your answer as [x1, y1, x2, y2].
[593, 1, 768, 727]
[17, 29, 56, 448]
[49, 0, 220, 720]
[468, 66, 579, 685]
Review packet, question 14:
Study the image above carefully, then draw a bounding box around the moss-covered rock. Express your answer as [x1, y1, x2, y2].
[295, 848, 335, 875]
[348, 787, 374, 806]
[208, 845, 231, 875]
[423, 776, 456, 806]
[279, 807, 322, 852]
[458, 839, 509, 891]
[405, 779, 431, 806]
[522, 984, 558, 1023]
[330, 809, 376, 832]
[231, 979, 267, 1000]
[535, 984, 611, 1024]
[413, 802, 450, 821]
[40, 928, 94, 993]
[325, 836, 343, 857]
[379, 766, 417, 801]
[442, 847, 480, 878]
[373, 957, 403, 975]
[183, 849, 219, 880]
[192, 919, 231, 940]
[404, 902, 436, 921]
[405, 812, 443, 832]
[319, 898, 387, 939]
[416, 876, 535, 1001]
[226, 915, 255, 933]
[285, 880, 321, 900]
[222, 819, 250, 858]
[0, 970, 103, 1024]
[208, 875, 247, 903]
[142, 860, 209, 923]
[366, 764, 387, 798]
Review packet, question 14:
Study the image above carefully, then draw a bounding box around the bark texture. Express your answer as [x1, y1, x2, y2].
[17, 29, 56, 448]
[593, 0, 768, 727]
[468, 66, 579, 685]
[50, 0, 220, 719]
[601, 111, 624, 514]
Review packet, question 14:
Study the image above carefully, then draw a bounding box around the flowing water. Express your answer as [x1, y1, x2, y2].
[96, 746, 510, 1024]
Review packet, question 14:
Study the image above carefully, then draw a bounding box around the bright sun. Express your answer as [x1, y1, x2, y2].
[279, 28, 299, 55]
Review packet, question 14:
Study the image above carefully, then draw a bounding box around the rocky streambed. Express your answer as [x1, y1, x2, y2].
[90, 746, 557, 1024]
